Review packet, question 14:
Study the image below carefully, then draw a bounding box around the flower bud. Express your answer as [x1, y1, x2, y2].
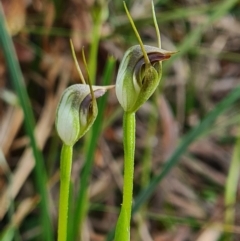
[116, 45, 175, 113]
[55, 84, 113, 146]
[115, 2, 176, 113]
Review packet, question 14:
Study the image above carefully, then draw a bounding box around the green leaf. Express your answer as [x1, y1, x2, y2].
[0, 5, 53, 241]
[0, 226, 15, 241]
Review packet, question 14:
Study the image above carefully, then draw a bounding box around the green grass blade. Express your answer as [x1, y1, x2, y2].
[22, 3, 213, 38]
[70, 57, 115, 240]
[224, 131, 240, 227]
[132, 0, 240, 213]
[141, 108, 158, 189]
[0, 5, 53, 241]
[114, 2, 216, 30]
[88, 3, 108, 83]
[0, 226, 15, 241]
[133, 85, 240, 213]
[164, 0, 239, 70]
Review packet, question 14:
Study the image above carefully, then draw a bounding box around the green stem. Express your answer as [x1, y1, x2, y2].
[224, 131, 240, 229]
[58, 144, 73, 241]
[88, 5, 105, 83]
[107, 78, 240, 241]
[122, 111, 136, 219]
[114, 111, 135, 241]
[0, 4, 53, 241]
[70, 58, 115, 241]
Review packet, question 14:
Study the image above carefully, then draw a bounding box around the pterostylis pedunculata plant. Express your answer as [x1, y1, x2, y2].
[114, 2, 176, 241]
[55, 40, 114, 241]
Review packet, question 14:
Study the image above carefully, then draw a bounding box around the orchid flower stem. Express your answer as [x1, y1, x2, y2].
[58, 144, 73, 241]
[122, 112, 136, 218]
[115, 111, 135, 241]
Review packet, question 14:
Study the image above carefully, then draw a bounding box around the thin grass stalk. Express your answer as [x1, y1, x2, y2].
[88, 4, 107, 84]
[0, 152, 16, 240]
[0, 5, 53, 241]
[163, 0, 239, 72]
[141, 108, 157, 189]
[114, 2, 217, 30]
[21, 3, 214, 38]
[58, 144, 73, 241]
[133, 85, 240, 213]
[71, 57, 115, 240]
[0, 151, 15, 228]
[0, 225, 15, 241]
[224, 129, 240, 238]
[138, 92, 159, 240]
